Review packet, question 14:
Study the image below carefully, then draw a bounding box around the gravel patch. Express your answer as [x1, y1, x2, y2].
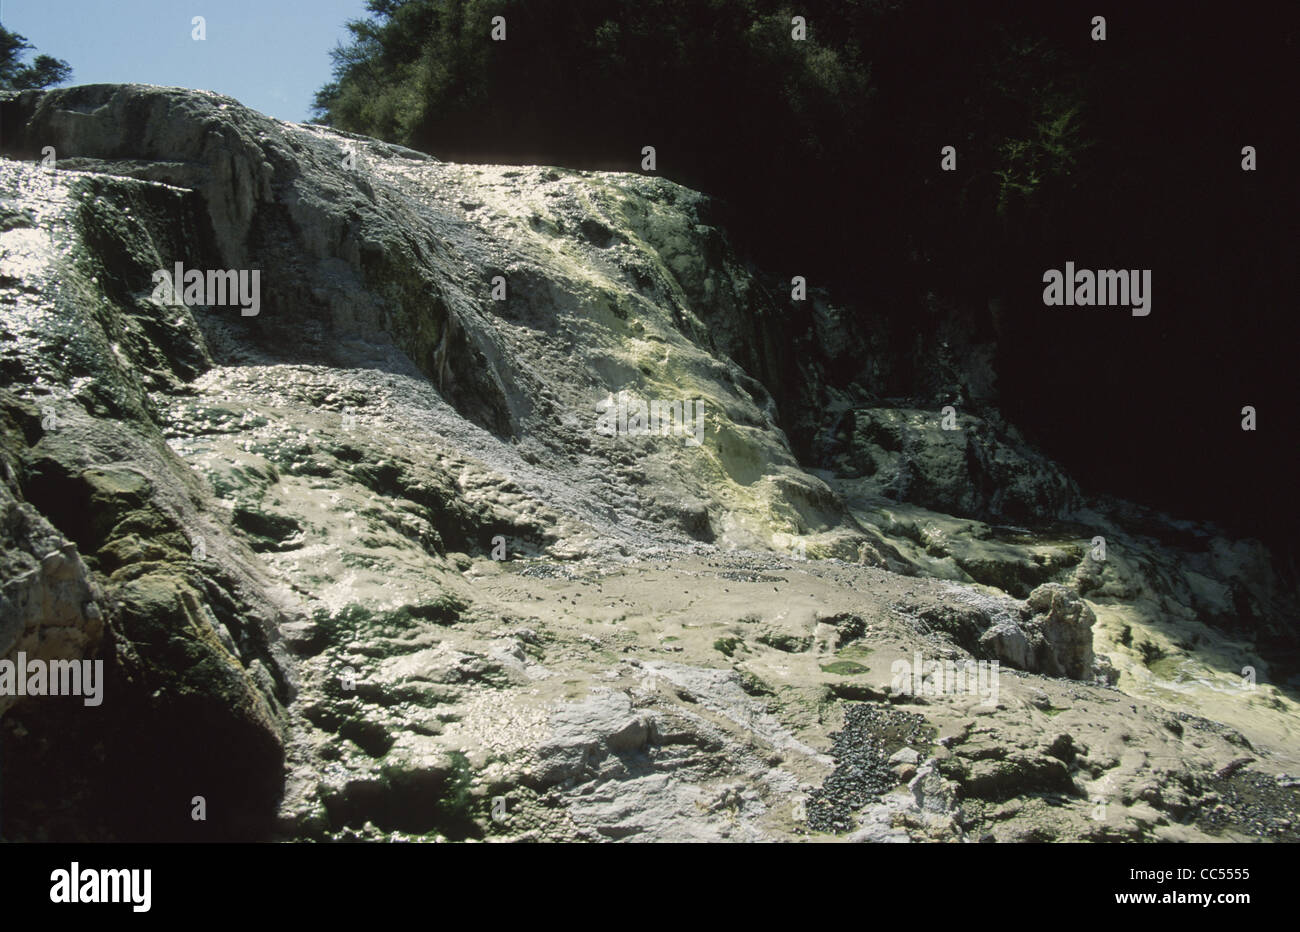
[807, 703, 933, 833]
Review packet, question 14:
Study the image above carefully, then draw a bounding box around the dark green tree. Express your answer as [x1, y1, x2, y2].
[0, 25, 73, 90]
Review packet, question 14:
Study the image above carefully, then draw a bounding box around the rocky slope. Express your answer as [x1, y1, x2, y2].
[0, 84, 1295, 842]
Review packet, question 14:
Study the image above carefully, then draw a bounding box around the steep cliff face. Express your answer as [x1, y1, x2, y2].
[0, 85, 1295, 842]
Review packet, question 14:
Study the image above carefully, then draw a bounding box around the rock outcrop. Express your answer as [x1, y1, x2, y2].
[832, 407, 1081, 522]
[0, 419, 106, 717]
[978, 583, 1097, 680]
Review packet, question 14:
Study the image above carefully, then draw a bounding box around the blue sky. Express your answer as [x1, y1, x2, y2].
[1, 0, 371, 123]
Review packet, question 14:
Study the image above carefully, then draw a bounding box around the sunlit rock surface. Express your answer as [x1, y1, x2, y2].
[0, 85, 1295, 842]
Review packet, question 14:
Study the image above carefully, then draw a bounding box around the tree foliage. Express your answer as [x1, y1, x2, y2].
[0, 25, 73, 90]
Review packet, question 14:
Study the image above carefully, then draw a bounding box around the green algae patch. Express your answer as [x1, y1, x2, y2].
[820, 660, 869, 676]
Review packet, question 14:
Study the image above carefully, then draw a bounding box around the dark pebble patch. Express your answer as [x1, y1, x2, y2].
[806, 703, 933, 834]
[1197, 772, 1300, 841]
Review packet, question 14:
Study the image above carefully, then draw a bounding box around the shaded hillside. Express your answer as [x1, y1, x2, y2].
[311, 0, 1300, 549]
